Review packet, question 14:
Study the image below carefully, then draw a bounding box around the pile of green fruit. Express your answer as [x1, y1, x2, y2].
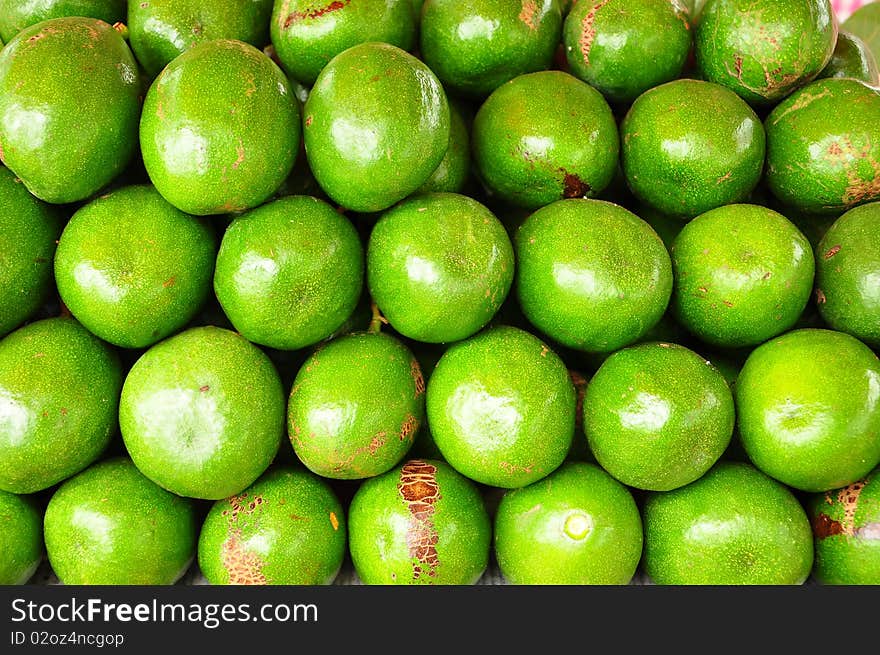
[1, 0, 879, 587]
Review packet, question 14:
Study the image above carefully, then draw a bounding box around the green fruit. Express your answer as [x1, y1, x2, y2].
[140, 39, 300, 216]
[418, 99, 471, 194]
[0, 318, 122, 494]
[119, 326, 284, 499]
[819, 30, 880, 86]
[426, 325, 575, 488]
[0, 490, 42, 584]
[270, 0, 417, 86]
[0, 18, 140, 203]
[198, 467, 346, 585]
[0, 1, 126, 42]
[844, 3, 880, 65]
[54, 185, 216, 349]
[303, 42, 449, 212]
[809, 468, 880, 585]
[420, 0, 562, 97]
[494, 462, 642, 584]
[644, 462, 814, 585]
[129, 0, 274, 78]
[695, 0, 837, 106]
[736, 328, 880, 492]
[367, 193, 514, 344]
[765, 78, 880, 215]
[515, 198, 672, 353]
[349, 458, 490, 584]
[0, 167, 62, 336]
[621, 79, 765, 219]
[214, 195, 363, 350]
[671, 204, 815, 348]
[562, 0, 692, 104]
[584, 342, 734, 491]
[288, 332, 424, 479]
[44, 457, 197, 585]
[816, 202, 880, 346]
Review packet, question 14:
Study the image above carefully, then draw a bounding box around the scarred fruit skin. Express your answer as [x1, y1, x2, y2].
[54, 185, 216, 349]
[198, 467, 346, 585]
[214, 195, 363, 351]
[695, 0, 837, 107]
[0, 18, 141, 203]
[418, 99, 471, 195]
[644, 462, 814, 585]
[288, 332, 424, 480]
[818, 30, 880, 86]
[0, 167, 62, 337]
[563, 0, 692, 104]
[584, 342, 734, 491]
[736, 329, 880, 493]
[303, 42, 449, 213]
[621, 79, 765, 219]
[271, 0, 416, 86]
[44, 457, 197, 585]
[671, 204, 815, 348]
[140, 39, 300, 216]
[808, 468, 880, 585]
[472, 71, 618, 209]
[119, 326, 285, 500]
[765, 78, 880, 215]
[426, 326, 575, 488]
[0, 318, 122, 494]
[349, 458, 490, 584]
[367, 193, 514, 344]
[816, 203, 880, 347]
[0, 490, 42, 584]
[515, 199, 672, 353]
[494, 462, 642, 585]
[0, 1, 126, 43]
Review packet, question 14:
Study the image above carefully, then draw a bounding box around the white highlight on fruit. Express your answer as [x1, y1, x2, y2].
[618, 392, 671, 431]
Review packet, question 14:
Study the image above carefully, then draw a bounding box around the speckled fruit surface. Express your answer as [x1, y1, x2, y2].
[819, 30, 880, 85]
[0, 490, 42, 584]
[0, 0, 126, 43]
[418, 99, 471, 194]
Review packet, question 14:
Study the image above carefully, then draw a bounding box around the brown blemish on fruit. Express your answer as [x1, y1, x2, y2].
[411, 359, 425, 396]
[816, 288, 826, 304]
[284, 0, 351, 27]
[540, 345, 549, 357]
[221, 530, 267, 585]
[162, 276, 176, 288]
[698, 286, 708, 293]
[824, 245, 841, 259]
[837, 479, 867, 535]
[771, 87, 832, 125]
[722, 300, 734, 308]
[519, 1, 538, 30]
[400, 414, 418, 442]
[563, 172, 591, 198]
[813, 512, 845, 538]
[500, 461, 534, 475]
[305, 115, 313, 127]
[717, 171, 732, 184]
[579, 1, 611, 65]
[200, 385, 210, 392]
[762, 271, 772, 280]
[329, 512, 339, 531]
[60, 407, 68, 416]
[233, 140, 245, 170]
[221, 492, 265, 523]
[244, 73, 256, 98]
[398, 460, 441, 580]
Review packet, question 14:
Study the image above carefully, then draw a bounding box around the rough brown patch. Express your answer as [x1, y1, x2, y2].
[162, 276, 176, 288]
[722, 300, 734, 308]
[816, 288, 826, 304]
[562, 173, 591, 198]
[305, 114, 313, 127]
[200, 385, 210, 392]
[762, 271, 772, 280]
[221, 492, 265, 523]
[411, 359, 425, 396]
[284, 0, 350, 27]
[329, 512, 339, 531]
[824, 245, 841, 260]
[60, 407, 68, 416]
[398, 460, 441, 580]
[540, 345, 549, 358]
[771, 87, 833, 125]
[579, 1, 611, 65]
[813, 513, 845, 539]
[233, 140, 245, 170]
[518, 1, 538, 30]
[499, 461, 534, 475]
[717, 171, 732, 184]
[221, 531, 267, 584]
[399, 414, 418, 442]
[837, 480, 867, 535]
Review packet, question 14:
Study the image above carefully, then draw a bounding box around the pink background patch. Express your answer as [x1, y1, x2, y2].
[833, 0, 873, 21]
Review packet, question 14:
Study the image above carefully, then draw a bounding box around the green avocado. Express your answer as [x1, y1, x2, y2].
[140, 39, 300, 216]
[0, 490, 42, 584]
[644, 461, 814, 585]
[198, 467, 346, 585]
[418, 99, 471, 195]
[0, 1, 126, 43]
[119, 326, 285, 500]
[818, 30, 880, 86]
[348, 458, 490, 584]
[44, 457, 197, 585]
[0, 17, 141, 203]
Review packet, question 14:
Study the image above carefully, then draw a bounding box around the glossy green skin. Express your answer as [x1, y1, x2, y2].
[54, 185, 216, 349]
[418, 99, 471, 194]
[129, 0, 274, 78]
[819, 31, 880, 86]
[621, 79, 765, 219]
[844, 4, 880, 66]
[473, 71, 617, 210]
[0, 490, 42, 584]
[816, 203, 880, 346]
[119, 326, 284, 500]
[426, 326, 575, 488]
[809, 467, 880, 585]
[766, 79, 880, 215]
[695, 0, 837, 106]
[0, 18, 140, 203]
[644, 462, 814, 585]
[671, 204, 815, 348]
[563, 0, 691, 104]
[271, 0, 416, 86]
[215, 195, 363, 350]
[516, 199, 672, 353]
[0, 318, 122, 494]
[367, 193, 514, 344]
[44, 458, 197, 585]
[303, 42, 449, 213]
[140, 39, 299, 216]
[494, 462, 642, 585]
[737, 329, 880, 492]
[349, 458, 490, 584]
[420, 0, 562, 97]
[0, 1, 125, 42]
[584, 342, 734, 491]
[288, 332, 424, 479]
[199, 467, 346, 585]
[0, 167, 62, 336]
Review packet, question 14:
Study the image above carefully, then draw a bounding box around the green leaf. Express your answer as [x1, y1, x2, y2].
[844, 3, 880, 67]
